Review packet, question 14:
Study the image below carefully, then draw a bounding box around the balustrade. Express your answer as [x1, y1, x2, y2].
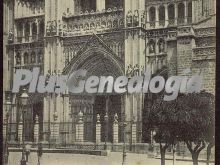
[6, 113, 140, 146]
[54, 8, 124, 37]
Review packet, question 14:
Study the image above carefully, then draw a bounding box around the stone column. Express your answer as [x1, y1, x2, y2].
[96, 0, 105, 11]
[18, 120, 23, 142]
[22, 23, 25, 42]
[184, 1, 188, 24]
[164, 4, 169, 27]
[146, 9, 150, 28]
[96, 114, 101, 143]
[155, 6, 159, 28]
[113, 114, 119, 143]
[175, 3, 178, 25]
[76, 111, 84, 142]
[131, 121, 137, 143]
[34, 116, 39, 143]
[36, 20, 39, 40]
[29, 22, 32, 41]
[3, 119, 6, 140]
[53, 113, 60, 144]
[155, 38, 159, 54]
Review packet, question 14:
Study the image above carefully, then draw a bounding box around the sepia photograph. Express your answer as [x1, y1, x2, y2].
[3, 0, 216, 165]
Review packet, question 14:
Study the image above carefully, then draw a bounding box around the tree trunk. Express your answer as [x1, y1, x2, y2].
[206, 143, 214, 165]
[192, 152, 199, 165]
[185, 141, 206, 165]
[161, 148, 166, 165]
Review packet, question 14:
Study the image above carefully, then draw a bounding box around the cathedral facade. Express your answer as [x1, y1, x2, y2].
[3, 0, 216, 150]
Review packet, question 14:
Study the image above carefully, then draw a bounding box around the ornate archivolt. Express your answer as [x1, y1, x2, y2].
[63, 33, 125, 73]
[63, 35, 124, 78]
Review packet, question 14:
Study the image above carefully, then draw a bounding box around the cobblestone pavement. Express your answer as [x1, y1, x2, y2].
[8, 152, 214, 165]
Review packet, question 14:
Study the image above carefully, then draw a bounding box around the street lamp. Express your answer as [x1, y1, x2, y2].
[122, 118, 127, 165]
[4, 98, 11, 165]
[37, 142, 43, 165]
[20, 89, 29, 165]
[104, 112, 108, 150]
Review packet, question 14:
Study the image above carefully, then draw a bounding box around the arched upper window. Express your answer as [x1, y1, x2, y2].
[24, 52, 29, 64]
[178, 3, 185, 24]
[188, 2, 192, 23]
[25, 22, 30, 42]
[159, 5, 165, 26]
[168, 4, 175, 20]
[80, 0, 96, 12]
[31, 51, 36, 63]
[106, 0, 123, 9]
[17, 22, 23, 42]
[39, 21, 44, 40]
[149, 7, 156, 22]
[32, 22, 37, 41]
[149, 39, 155, 54]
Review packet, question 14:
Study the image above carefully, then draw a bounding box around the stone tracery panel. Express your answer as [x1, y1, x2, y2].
[63, 33, 125, 67]
[61, 8, 124, 36]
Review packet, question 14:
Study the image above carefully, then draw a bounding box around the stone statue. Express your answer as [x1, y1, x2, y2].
[126, 64, 133, 78]
[8, 29, 14, 43]
[126, 11, 133, 27]
[114, 113, 118, 123]
[133, 10, 139, 26]
[149, 42, 155, 54]
[159, 41, 164, 53]
[133, 64, 140, 76]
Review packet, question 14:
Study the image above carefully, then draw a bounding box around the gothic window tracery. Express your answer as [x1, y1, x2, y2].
[39, 21, 44, 39]
[25, 22, 30, 42]
[149, 6, 156, 27]
[79, 0, 96, 12]
[24, 52, 29, 64]
[17, 22, 23, 41]
[188, 2, 192, 23]
[168, 4, 175, 25]
[31, 51, 36, 63]
[149, 6, 156, 22]
[159, 5, 165, 26]
[178, 3, 185, 25]
[32, 22, 37, 41]
[106, 0, 123, 9]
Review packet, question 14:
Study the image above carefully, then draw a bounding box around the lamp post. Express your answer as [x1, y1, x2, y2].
[37, 142, 43, 165]
[4, 98, 11, 165]
[122, 116, 127, 165]
[20, 89, 29, 165]
[104, 112, 108, 150]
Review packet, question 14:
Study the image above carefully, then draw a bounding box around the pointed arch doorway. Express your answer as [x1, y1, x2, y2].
[65, 36, 125, 143]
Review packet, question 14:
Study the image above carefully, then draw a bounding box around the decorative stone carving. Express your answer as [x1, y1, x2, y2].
[158, 40, 165, 53]
[46, 20, 57, 36]
[126, 64, 145, 77]
[126, 10, 133, 27]
[149, 41, 155, 54]
[194, 27, 215, 37]
[133, 10, 139, 27]
[62, 9, 124, 36]
[8, 29, 14, 44]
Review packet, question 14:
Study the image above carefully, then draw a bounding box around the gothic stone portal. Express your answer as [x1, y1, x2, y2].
[64, 36, 125, 143]
[70, 94, 123, 143]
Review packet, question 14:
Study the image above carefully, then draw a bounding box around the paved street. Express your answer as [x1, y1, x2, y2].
[7, 152, 214, 165]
